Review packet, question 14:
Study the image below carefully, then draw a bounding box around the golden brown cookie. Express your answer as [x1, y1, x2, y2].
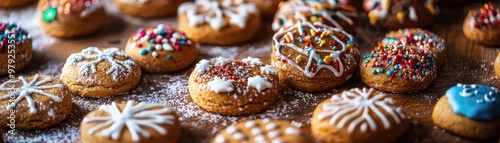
[247, 0, 280, 19]
[312, 87, 409, 143]
[38, 0, 106, 38]
[212, 119, 312, 143]
[188, 57, 279, 115]
[463, 2, 500, 45]
[81, 100, 181, 143]
[432, 84, 500, 139]
[177, 0, 261, 45]
[125, 24, 198, 73]
[364, 0, 439, 30]
[0, 74, 72, 130]
[0, 0, 34, 8]
[0, 22, 32, 77]
[271, 20, 360, 92]
[114, 0, 185, 18]
[61, 47, 141, 98]
[495, 52, 500, 78]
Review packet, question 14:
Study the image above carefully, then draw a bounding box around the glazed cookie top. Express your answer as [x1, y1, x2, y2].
[0, 22, 30, 53]
[177, 0, 257, 30]
[82, 100, 178, 142]
[446, 84, 500, 120]
[214, 119, 306, 143]
[129, 24, 193, 59]
[382, 28, 445, 55]
[40, 0, 103, 22]
[469, 2, 500, 28]
[273, 20, 359, 78]
[364, 0, 439, 25]
[317, 87, 406, 133]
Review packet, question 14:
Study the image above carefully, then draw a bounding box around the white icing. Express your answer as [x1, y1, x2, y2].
[409, 6, 418, 21]
[265, 123, 278, 130]
[272, 138, 285, 143]
[241, 57, 263, 66]
[226, 125, 238, 134]
[284, 127, 300, 135]
[213, 57, 232, 66]
[207, 77, 234, 93]
[215, 135, 226, 143]
[233, 133, 246, 140]
[245, 121, 256, 127]
[247, 75, 273, 92]
[260, 65, 279, 75]
[195, 59, 212, 72]
[251, 128, 263, 135]
[268, 130, 280, 138]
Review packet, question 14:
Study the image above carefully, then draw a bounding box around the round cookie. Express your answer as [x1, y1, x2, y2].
[363, 0, 440, 30]
[360, 40, 438, 93]
[114, 0, 186, 18]
[0, 22, 32, 77]
[38, 0, 106, 38]
[495, 52, 500, 78]
[432, 84, 500, 139]
[311, 87, 409, 143]
[177, 0, 261, 45]
[272, 0, 357, 33]
[247, 0, 280, 19]
[0, 0, 34, 8]
[61, 47, 141, 98]
[188, 57, 279, 115]
[81, 100, 181, 143]
[463, 2, 500, 45]
[0, 74, 72, 130]
[124, 24, 198, 73]
[212, 119, 312, 143]
[271, 20, 360, 92]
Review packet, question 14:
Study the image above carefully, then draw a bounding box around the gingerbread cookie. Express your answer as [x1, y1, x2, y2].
[114, 0, 185, 18]
[0, 74, 72, 129]
[213, 119, 312, 143]
[463, 2, 500, 45]
[312, 87, 408, 143]
[177, 0, 261, 45]
[432, 84, 500, 139]
[38, 0, 106, 38]
[61, 47, 141, 98]
[188, 57, 279, 115]
[364, 0, 439, 30]
[0, 0, 34, 8]
[271, 20, 360, 92]
[125, 24, 198, 73]
[81, 100, 181, 143]
[495, 52, 500, 78]
[247, 0, 280, 19]
[0, 22, 32, 77]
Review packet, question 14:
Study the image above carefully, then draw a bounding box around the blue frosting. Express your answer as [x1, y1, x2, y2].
[446, 84, 500, 120]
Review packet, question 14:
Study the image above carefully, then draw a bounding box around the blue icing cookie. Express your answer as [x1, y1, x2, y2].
[446, 84, 500, 121]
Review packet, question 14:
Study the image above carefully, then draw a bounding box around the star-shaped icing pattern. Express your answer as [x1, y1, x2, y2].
[247, 75, 273, 92]
[207, 77, 234, 93]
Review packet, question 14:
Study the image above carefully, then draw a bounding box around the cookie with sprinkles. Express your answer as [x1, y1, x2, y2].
[114, 0, 186, 18]
[124, 24, 198, 73]
[38, 0, 106, 38]
[0, 22, 32, 77]
[0, 0, 34, 8]
[188, 57, 279, 115]
[311, 87, 408, 143]
[271, 20, 360, 92]
[463, 2, 500, 45]
[432, 84, 500, 139]
[61, 47, 142, 98]
[0, 74, 72, 129]
[212, 119, 312, 143]
[363, 0, 439, 30]
[177, 0, 261, 45]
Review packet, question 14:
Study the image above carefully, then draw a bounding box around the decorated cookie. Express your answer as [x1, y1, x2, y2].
[433, 84, 500, 139]
[0, 22, 32, 77]
[272, 0, 357, 33]
[188, 57, 279, 115]
[312, 87, 408, 143]
[463, 2, 500, 45]
[124, 24, 198, 73]
[61, 47, 142, 98]
[247, 0, 280, 19]
[0, 0, 34, 8]
[0, 74, 72, 129]
[114, 0, 186, 18]
[212, 119, 312, 143]
[38, 0, 106, 38]
[177, 0, 261, 45]
[81, 101, 181, 143]
[495, 52, 500, 78]
[363, 0, 439, 30]
[271, 20, 360, 92]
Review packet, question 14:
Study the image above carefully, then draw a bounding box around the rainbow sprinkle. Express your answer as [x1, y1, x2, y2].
[0, 22, 30, 53]
[131, 24, 192, 59]
[472, 2, 500, 28]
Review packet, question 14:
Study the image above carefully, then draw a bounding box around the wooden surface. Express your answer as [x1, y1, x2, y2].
[1, 0, 500, 143]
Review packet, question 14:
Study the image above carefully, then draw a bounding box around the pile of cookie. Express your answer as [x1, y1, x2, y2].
[0, 0, 499, 143]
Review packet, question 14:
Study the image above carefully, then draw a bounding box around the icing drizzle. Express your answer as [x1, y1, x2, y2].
[215, 119, 302, 143]
[446, 84, 500, 120]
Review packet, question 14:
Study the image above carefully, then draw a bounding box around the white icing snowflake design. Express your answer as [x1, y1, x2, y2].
[0, 75, 63, 114]
[83, 100, 176, 142]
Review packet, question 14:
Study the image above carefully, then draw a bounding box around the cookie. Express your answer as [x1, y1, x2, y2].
[124, 24, 198, 73]
[0, 0, 34, 8]
[432, 84, 500, 139]
[360, 39, 438, 93]
[312, 87, 408, 143]
[38, 0, 106, 38]
[114, 0, 185, 18]
[272, 0, 357, 33]
[271, 20, 360, 92]
[188, 57, 279, 115]
[247, 0, 280, 19]
[81, 100, 181, 143]
[463, 2, 500, 45]
[177, 0, 261, 45]
[0, 22, 32, 77]
[61, 47, 141, 98]
[495, 52, 500, 78]
[212, 119, 312, 143]
[363, 0, 439, 30]
[0, 74, 72, 129]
